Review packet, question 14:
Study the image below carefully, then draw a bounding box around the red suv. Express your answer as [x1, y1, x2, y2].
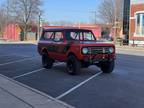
[38, 28, 116, 75]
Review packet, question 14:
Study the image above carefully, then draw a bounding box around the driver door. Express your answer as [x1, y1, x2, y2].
[52, 31, 67, 61]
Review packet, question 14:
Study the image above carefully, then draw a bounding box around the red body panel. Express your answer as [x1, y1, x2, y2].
[38, 41, 115, 61]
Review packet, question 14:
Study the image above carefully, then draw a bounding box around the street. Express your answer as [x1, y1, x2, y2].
[0, 44, 144, 108]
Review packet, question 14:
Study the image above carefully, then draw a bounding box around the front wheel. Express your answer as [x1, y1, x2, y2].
[66, 55, 81, 75]
[99, 60, 115, 73]
[42, 53, 54, 69]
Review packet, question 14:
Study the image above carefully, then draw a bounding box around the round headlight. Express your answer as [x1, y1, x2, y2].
[109, 47, 114, 53]
[82, 48, 89, 54]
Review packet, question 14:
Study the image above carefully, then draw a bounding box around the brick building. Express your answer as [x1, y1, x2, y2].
[3, 23, 37, 41]
[3, 24, 21, 41]
[129, 0, 144, 45]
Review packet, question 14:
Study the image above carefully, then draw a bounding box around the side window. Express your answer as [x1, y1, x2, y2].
[54, 32, 63, 42]
[43, 32, 54, 40]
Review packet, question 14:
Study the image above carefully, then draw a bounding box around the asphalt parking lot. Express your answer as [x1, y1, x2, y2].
[0, 44, 144, 108]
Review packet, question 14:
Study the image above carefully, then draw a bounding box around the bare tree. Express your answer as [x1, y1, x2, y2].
[0, 7, 7, 37]
[98, 0, 124, 42]
[98, 0, 123, 25]
[7, 0, 42, 40]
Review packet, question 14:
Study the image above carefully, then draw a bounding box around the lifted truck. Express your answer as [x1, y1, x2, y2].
[38, 28, 116, 75]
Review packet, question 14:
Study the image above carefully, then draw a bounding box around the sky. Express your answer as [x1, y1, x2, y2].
[42, 0, 101, 23]
[0, 0, 101, 23]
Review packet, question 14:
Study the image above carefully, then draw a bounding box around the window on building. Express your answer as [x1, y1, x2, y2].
[136, 14, 140, 34]
[142, 14, 144, 34]
[135, 13, 144, 36]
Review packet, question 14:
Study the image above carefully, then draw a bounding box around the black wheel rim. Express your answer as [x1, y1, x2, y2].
[67, 60, 74, 73]
[42, 55, 47, 66]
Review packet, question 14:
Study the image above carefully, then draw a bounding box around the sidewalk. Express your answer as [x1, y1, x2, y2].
[116, 45, 144, 56]
[116, 45, 144, 50]
[116, 45, 144, 52]
[0, 74, 74, 108]
[0, 41, 38, 45]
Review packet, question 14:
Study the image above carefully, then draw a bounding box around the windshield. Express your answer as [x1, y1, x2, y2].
[66, 31, 96, 41]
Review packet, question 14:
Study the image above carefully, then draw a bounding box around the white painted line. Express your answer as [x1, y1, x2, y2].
[0, 54, 14, 57]
[56, 72, 102, 100]
[54, 62, 64, 66]
[0, 57, 36, 66]
[13, 62, 64, 79]
[0, 54, 29, 58]
[13, 68, 45, 79]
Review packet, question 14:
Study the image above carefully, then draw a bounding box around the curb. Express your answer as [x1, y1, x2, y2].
[0, 41, 38, 45]
[0, 74, 74, 108]
[116, 46, 144, 51]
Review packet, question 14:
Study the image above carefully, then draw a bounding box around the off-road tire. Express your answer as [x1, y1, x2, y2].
[42, 53, 54, 69]
[66, 55, 81, 75]
[100, 60, 115, 73]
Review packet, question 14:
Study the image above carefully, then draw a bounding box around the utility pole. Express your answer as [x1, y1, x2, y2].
[90, 11, 97, 25]
[78, 21, 80, 29]
[6, 0, 9, 40]
[94, 11, 97, 25]
[37, 12, 41, 41]
[113, 6, 117, 45]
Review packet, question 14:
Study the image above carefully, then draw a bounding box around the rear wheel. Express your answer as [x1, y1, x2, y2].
[66, 55, 81, 75]
[42, 53, 54, 69]
[100, 60, 115, 73]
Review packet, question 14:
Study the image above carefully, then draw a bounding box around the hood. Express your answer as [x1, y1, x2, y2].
[79, 41, 114, 47]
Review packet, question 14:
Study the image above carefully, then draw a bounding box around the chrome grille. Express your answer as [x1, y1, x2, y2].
[91, 47, 110, 54]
